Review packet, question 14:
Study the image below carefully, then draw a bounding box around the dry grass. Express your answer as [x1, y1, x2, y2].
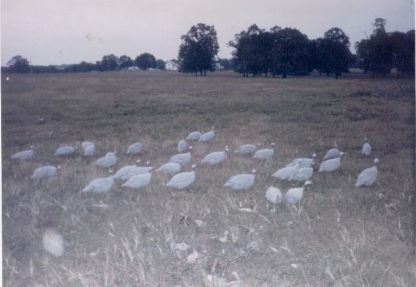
[2, 71, 415, 286]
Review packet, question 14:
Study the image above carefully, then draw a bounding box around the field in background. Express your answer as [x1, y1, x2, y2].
[2, 71, 415, 286]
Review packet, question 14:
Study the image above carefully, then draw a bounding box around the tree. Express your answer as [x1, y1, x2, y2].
[373, 18, 387, 35]
[270, 27, 310, 78]
[390, 30, 415, 76]
[178, 23, 219, 76]
[229, 24, 264, 77]
[218, 58, 232, 70]
[135, 53, 156, 70]
[99, 54, 119, 71]
[7, 55, 30, 73]
[68, 61, 97, 73]
[156, 59, 166, 70]
[322, 27, 351, 78]
[355, 19, 395, 77]
[119, 55, 134, 70]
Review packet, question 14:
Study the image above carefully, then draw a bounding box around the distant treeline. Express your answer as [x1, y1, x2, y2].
[228, 18, 414, 78]
[3, 18, 414, 78]
[2, 53, 169, 74]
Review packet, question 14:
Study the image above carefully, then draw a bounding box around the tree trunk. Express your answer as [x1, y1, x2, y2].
[203, 70, 207, 76]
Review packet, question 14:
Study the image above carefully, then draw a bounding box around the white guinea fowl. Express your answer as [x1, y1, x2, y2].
[201, 146, 228, 165]
[126, 142, 143, 155]
[355, 158, 379, 187]
[272, 164, 299, 180]
[93, 152, 117, 168]
[177, 140, 188, 153]
[234, 144, 258, 155]
[319, 152, 344, 173]
[287, 153, 316, 168]
[253, 143, 275, 160]
[361, 137, 372, 156]
[323, 148, 341, 160]
[289, 167, 313, 182]
[169, 148, 192, 166]
[11, 149, 34, 160]
[265, 186, 282, 204]
[121, 165, 152, 180]
[42, 228, 64, 257]
[198, 127, 215, 142]
[224, 169, 256, 190]
[82, 176, 114, 193]
[157, 162, 182, 175]
[113, 161, 153, 181]
[186, 131, 202, 141]
[55, 145, 76, 156]
[285, 180, 312, 205]
[31, 165, 59, 180]
[81, 141, 95, 156]
[166, 165, 196, 190]
[122, 172, 152, 189]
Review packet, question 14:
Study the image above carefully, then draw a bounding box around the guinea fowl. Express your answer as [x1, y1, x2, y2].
[82, 176, 114, 193]
[224, 169, 256, 190]
[285, 180, 312, 205]
[253, 143, 275, 160]
[201, 146, 229, 165]
[166, 165, 196, 190]
[319, 152, 344, 173]
[126, 142, 143, 155]
[355, 158, 379, 187]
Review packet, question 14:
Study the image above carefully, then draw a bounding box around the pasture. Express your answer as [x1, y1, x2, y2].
[2, 71, 415, 286]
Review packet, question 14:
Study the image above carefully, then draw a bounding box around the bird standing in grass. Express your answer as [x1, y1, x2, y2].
[224, 169, 256, 190]
[201, 146, 228, 165]
[323, 142, 341, 160]
[199, 127, 215, 142]
[166, 165, 196, 189]
[253, 143, 275, 160]
[234, 144, 258, 155]
[265, 186, 282, 204]
[177, 139, 188, 152]
[319, 152, 344, 173]
[157, 162, 182, 175]
[272, 163, 300, 181]
[355, 158, 379, 187]
[285, 180, 312, 205]
[122, 172, 152, 189]
[11, 149, 34, 160]
[93, 152, 117, 168]
[31, 165, 60, 180]
[82, 176, 114, 193]
[287, 153, 316, 168]
[81, 141, 95, 156]
[361, 137, 372, 156]
[186, 131, 202, 141]
[55, 145, 76, 156]
[289, 166, 313, 182]
[169, 147, 192, 166]
[126, 142, 143, 155]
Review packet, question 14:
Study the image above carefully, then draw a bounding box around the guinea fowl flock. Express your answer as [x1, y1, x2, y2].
[11, 126, 379, 206]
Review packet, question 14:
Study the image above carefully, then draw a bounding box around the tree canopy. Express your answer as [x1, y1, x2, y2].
[356, 19, 414, 77]
[7, 55, 31, 73]
[98, 54, 119, 71]
[135, 53, 157, 70]
[178, 23, 219, 76]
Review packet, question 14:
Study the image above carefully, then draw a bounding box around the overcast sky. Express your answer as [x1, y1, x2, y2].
[1, 0, 415, 66]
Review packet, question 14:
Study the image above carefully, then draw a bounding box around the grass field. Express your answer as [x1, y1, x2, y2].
[2, 71, 415, 286]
